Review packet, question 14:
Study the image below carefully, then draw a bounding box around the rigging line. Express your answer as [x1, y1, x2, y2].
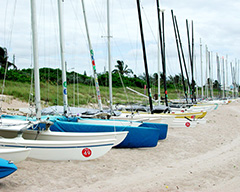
[164, 46, 184, 97]
[117, 1, 137, 55]
[3, 0, 9, 46]
[0, 59, 9, 113]
[50, 0, 61, 106]
[141, 3, 157, 44]
[89, 0, 108, 41]
[117, 70, 131, 107]
[69, 0, 88, 46]
[6, 0, 18, 49]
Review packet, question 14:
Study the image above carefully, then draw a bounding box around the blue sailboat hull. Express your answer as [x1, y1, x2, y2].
[0, 158, 17, 179]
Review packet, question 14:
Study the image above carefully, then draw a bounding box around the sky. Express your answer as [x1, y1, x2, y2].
[0, 0, 240, 86]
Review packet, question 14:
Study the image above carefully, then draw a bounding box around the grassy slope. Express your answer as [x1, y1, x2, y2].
[1, 80, 187, 108]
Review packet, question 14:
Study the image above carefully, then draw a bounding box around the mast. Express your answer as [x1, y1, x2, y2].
[216, 54, 221, 97]
[191, 21, 195, 101]
[222, 57, 225, 98]
[157, 32, 161, 106]
[171, 10, 188, 103]
[200, 38, 203, 99]
[81, 0, 103, 111]
[57, 0, 68, 115]
[186, 20, 193, 102]
[235, 59, 238, 97]
[107, 0, 113, 113]
[175, 16, 191, 94]
[230, 62, 234, 98]
[205, 45, 208, 98]
[210, 51, 214, 98]
[208, 51, 212, 98]
[195, 55, 198, 99]
[30, 0, 41, 120]
[156, 0, 168, 106]
[226, 55, 228, 96]
[136, 0, 153, 113]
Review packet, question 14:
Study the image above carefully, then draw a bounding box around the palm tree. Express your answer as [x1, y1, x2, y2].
[0, 47, 17, 70]
[112, 60, 133, 76]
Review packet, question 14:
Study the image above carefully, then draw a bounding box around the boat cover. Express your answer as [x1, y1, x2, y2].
[0, 158, 17, 179]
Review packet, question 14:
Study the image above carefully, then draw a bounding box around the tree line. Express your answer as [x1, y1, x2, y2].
[0, 46, 222, 91]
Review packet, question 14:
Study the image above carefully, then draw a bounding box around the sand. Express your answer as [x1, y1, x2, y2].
[0, 98, 240, 192]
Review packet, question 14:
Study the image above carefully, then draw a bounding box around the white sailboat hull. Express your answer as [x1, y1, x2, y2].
[0, 119, 128, 147]
[0, 148, 31, 163]
[23, 129, 128, 147]
[0, 137, 115, 161]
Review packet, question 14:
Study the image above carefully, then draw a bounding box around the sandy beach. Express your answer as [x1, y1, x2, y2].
[0, 99, 240, 192]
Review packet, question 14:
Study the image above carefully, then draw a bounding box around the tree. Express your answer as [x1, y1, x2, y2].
[0, 47, 17, 70]
[112, 60, 133, 76]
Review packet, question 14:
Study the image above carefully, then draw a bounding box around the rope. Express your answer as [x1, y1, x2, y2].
[0, 60, 9, 116]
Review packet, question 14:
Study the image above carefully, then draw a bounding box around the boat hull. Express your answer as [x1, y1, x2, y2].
[0, 148, 31, 163]
[0, 137, 115, 161]
[0, 158, 17, 179]
[49, 120, 168, 148]
[23, 130, 128, 147]
[1, 115, 168, 148]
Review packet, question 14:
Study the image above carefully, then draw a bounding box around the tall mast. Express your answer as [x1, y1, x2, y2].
[107, 0, 113, 113]
[205, 45, 208, 98]
[81, 0, 102, 110]
[57, 0, 68, 115]
[195, 55, 198, 99]
[186, 19, 193, 102]
[200, 38, 203, 99]
[210, 51, 214, 98]
[174, 14, 191, 93]
[208, 51, 212, 98]
[226, 55, 228, 96]
[222, 57, 225, 98]
[136, 0, 153, 113]
[157, 31, 161, 106]
[156, 0, 168, 106]
[230, 62, 234, 98]
[191, 21, 195, 101]
[171, 10, 188, 103]
[30, 0, 41, 120]
[235, 59, 238, 97]
[237, 60, 239, 97]
[216, 54, 221, 97]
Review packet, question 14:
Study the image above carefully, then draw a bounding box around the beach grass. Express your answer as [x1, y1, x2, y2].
[1, 80, 203, 107]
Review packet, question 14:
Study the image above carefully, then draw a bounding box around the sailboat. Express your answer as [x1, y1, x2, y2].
[1, 0, 169, 149]
[111, 2, 205, 128]
[39, 0, 168, 148]
[0, 0, 120, 161]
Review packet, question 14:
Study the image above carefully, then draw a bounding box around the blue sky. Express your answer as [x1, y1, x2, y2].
[0, 0, 239, 86]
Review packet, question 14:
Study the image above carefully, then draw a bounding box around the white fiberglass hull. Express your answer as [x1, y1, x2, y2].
[0, 148, 31, 163]
[112, 113, 199, 128]
[0, 119, 128, 147]
[0, 137, 115, 161]
[23, 130, 128, 147]
[111, 113, 175, 123]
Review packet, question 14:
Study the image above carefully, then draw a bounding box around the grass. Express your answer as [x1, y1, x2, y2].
[1, 80, 200, 108]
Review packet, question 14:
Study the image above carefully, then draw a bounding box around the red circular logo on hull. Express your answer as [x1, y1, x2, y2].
[82, 148, 92, 157]
[185, 122, 191, 127]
